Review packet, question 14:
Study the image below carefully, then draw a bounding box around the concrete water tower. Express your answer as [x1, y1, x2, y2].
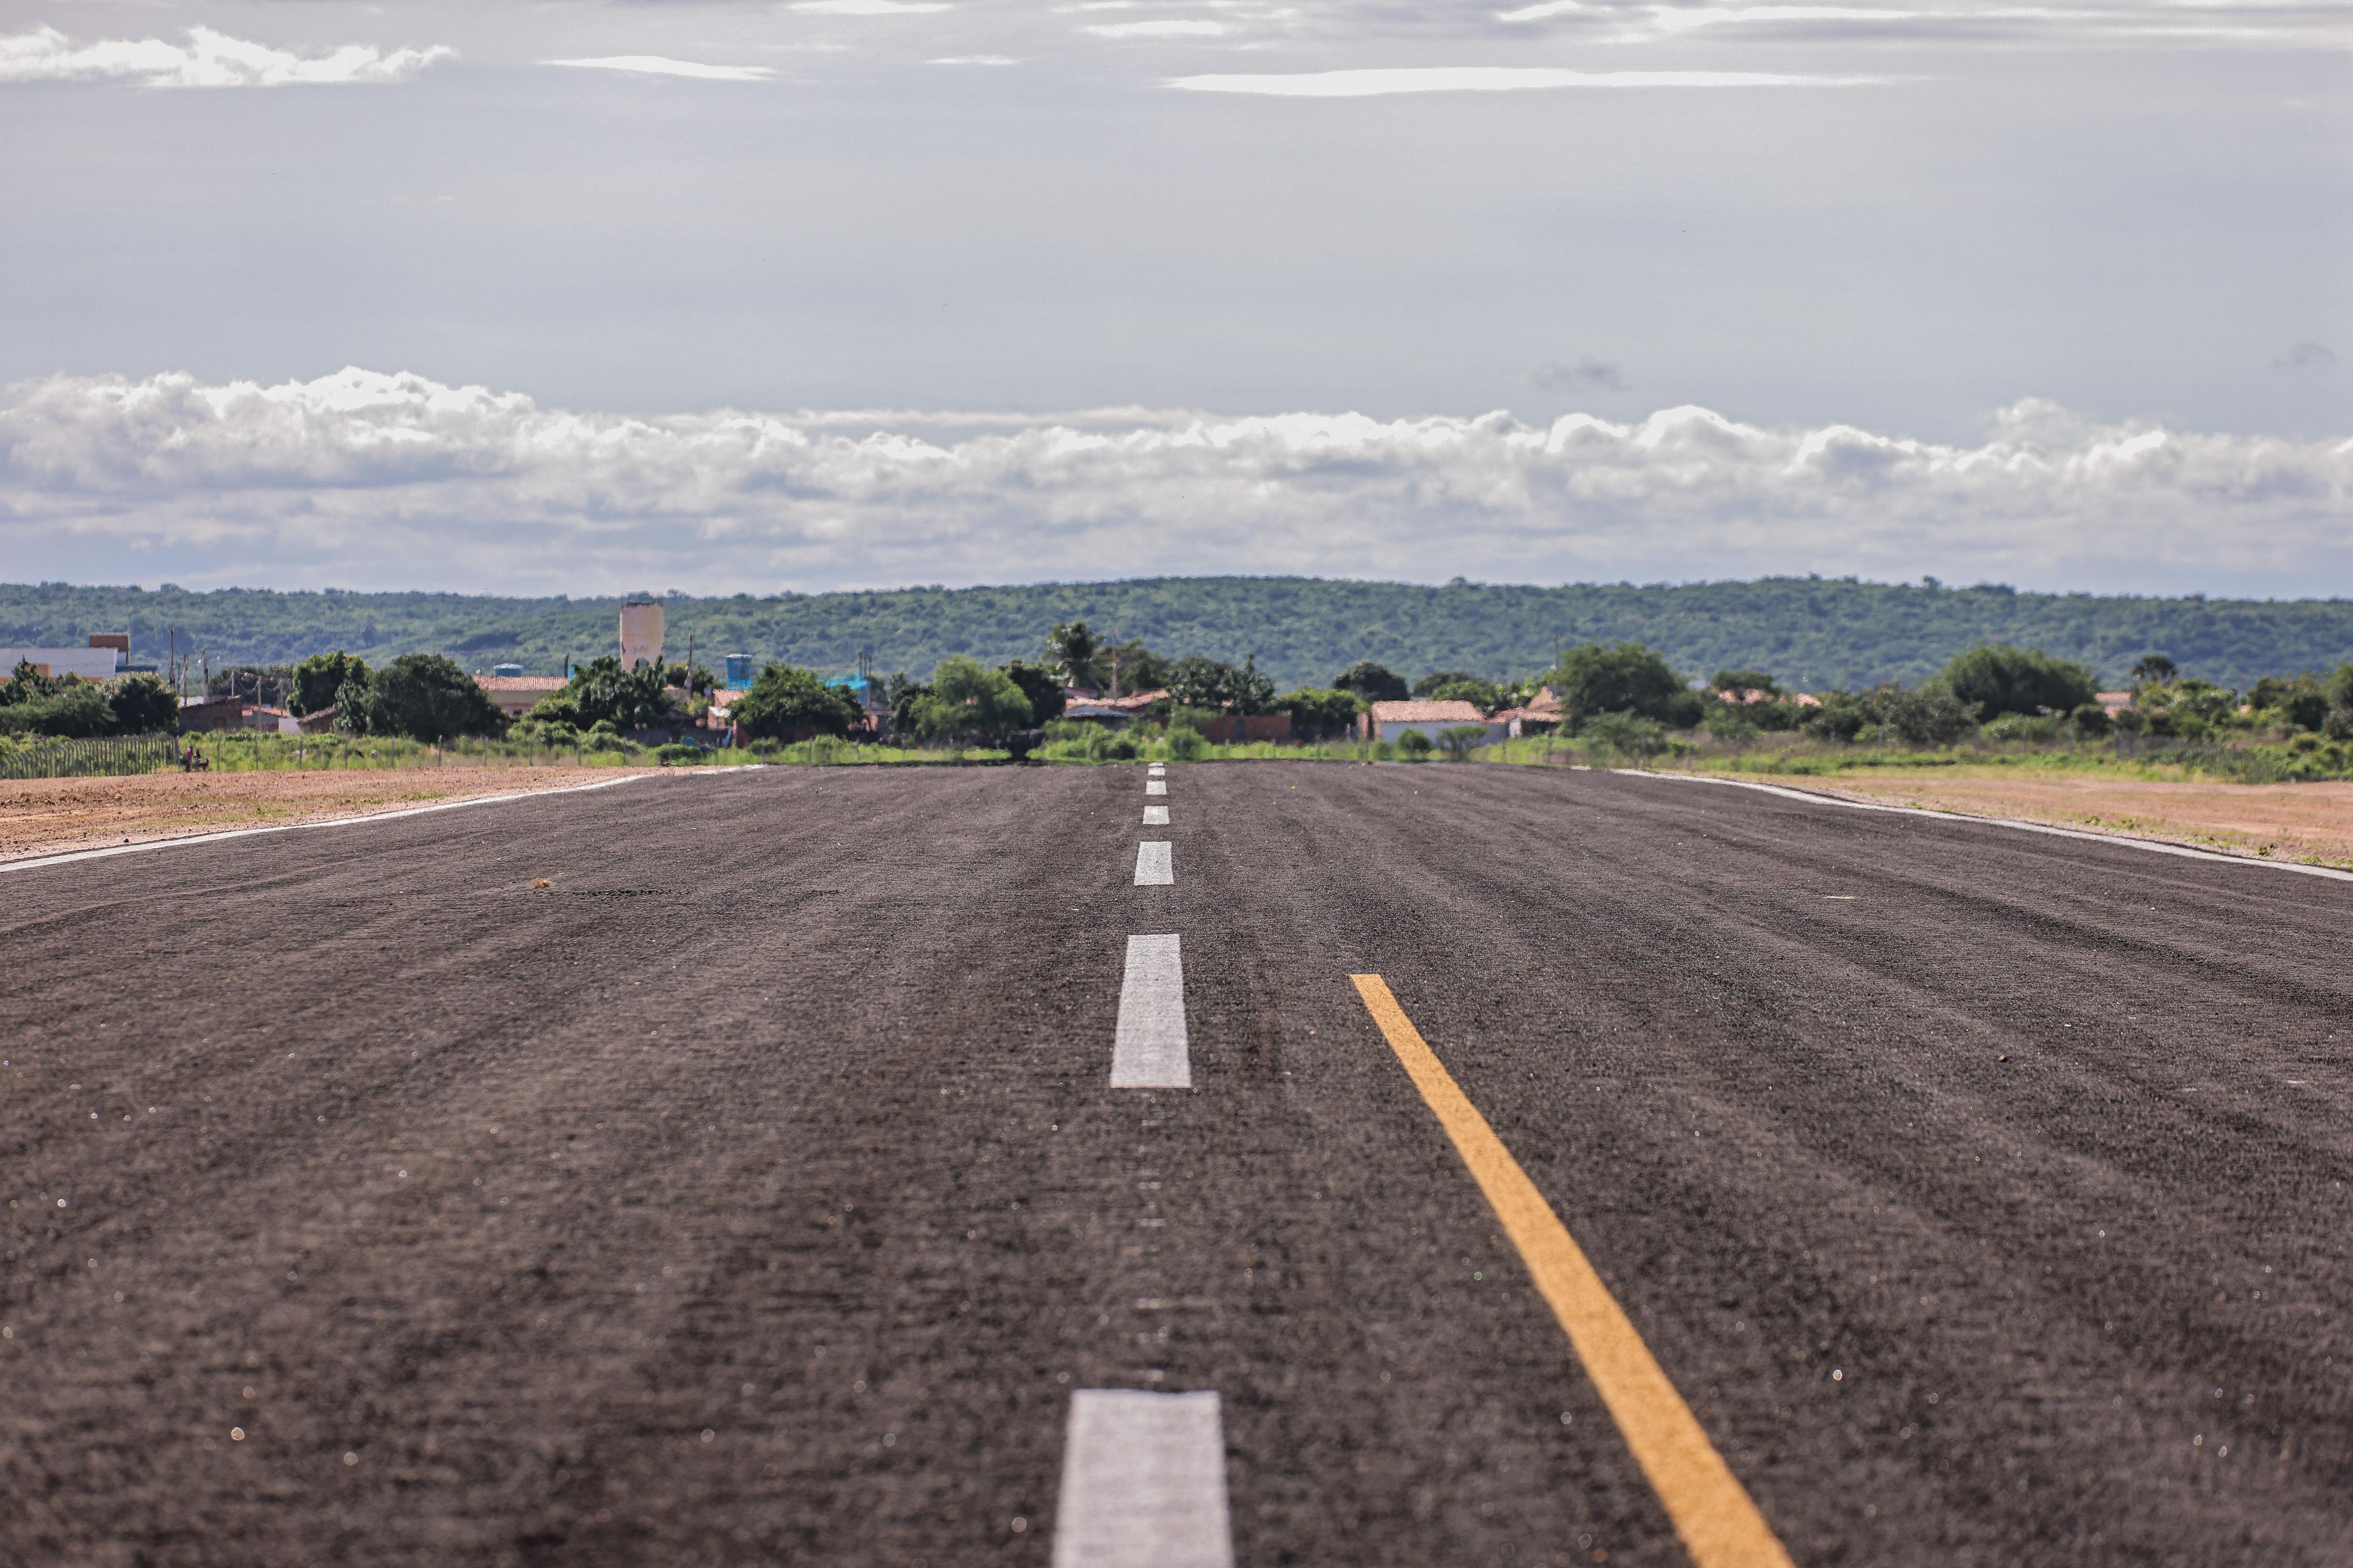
[619, 599, 664, 671]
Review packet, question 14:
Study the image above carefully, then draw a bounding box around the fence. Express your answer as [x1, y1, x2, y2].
[0, 732, 184, 781]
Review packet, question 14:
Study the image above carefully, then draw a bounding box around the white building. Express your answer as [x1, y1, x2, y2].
[2, 646, 125, 681]
[1360, 699, 1505, 746]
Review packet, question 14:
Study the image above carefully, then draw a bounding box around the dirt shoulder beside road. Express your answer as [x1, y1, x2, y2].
[0, 765, 656, 863]
[1705, 766, 2353, 867]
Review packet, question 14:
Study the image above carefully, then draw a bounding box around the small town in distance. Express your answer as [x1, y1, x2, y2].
[11, 589, 2353, 793]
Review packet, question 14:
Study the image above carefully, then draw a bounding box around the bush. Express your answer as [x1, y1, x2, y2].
[654, 742, 712, 765]
[2249, 675, 2329, 731]
[1553, 642, 1687, 724]
[1167, 654, 1277, 715]
[913, 655, 1032, 745]
[2070, 702, 2114, 737]
[106, 674, 179, 735]
[731, 663, 863, 740]
[1397, 728, 1434, 760]
[0, 681, 117, 737]
[1579, 711, 1662, 758]
[999, 659, 1067, 724]
[1282, 686, 1363, 741]
[292, 651, 367, 716]
[364, 654, 510, 741]
[1333, 661, 1408, 704]
[1161, 726, 1206, 762]
[526, 655, 676, 733]
[1701, 702, 1762, 741]
[1411, 669, 1483, 698]
[1802, 701, 1867, 742]
[1939, 643, 2097, 720]
[1436, 724, 1490, 762]
[1856, 684, 1976, 746]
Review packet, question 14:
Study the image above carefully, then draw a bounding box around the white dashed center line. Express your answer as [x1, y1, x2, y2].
[1051, 1389, 1234, 1568]
[1111, 934, 1190, 1088]
[1134, 841, 1174, 885]
[1146, 780, 1168, 796]
[1144, 805, 1170, 826]
[1148, 763, 1166, 775]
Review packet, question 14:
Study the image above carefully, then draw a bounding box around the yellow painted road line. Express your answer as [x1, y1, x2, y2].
[1350, 973, 1796, 1568]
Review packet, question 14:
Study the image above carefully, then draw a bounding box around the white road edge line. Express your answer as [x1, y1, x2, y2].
[1144, 804, 1170, 826]
[1134, 841, 1175, 885]
[0, 771, 666, 875]
[1611, 768, 2353, 884]
[1146, 780, 1169, 796]
[1111, 934, 1190, 1088]
[1052, 1389, 1234, 1568]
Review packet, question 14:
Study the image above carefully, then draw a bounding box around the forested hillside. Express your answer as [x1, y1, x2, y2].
[6, 576, 2350, 692]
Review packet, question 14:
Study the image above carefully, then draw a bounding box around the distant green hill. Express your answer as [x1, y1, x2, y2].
[6, 576, 2350, 692]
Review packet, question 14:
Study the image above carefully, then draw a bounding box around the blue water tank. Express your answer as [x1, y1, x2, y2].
[492, 663, 525, 677]
[725, 654, 756, 690]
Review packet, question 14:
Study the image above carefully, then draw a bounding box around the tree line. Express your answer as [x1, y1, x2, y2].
[12, 574, 2353, 693]
[15, 619, 2353, 759]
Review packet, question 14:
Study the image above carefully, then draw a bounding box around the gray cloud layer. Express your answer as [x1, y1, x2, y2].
[3, 369, 2346, 596]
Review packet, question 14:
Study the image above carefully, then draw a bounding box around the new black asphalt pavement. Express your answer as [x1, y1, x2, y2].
[3, 762, 2349, 1566]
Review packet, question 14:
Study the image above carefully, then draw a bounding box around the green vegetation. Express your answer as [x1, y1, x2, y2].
[727, 664, 863, 741]
[16, 574, 2353, 784]
[0, 662, 176, 738]
[519, 655, 675, 734]
[356, 654, 510, 741]
[1280, 687, 1362, 740]
[1553, 641, 1703, 727]
[1940, 643, 2097, 721]
[18, 574, 2353, 693]
[911, 655, 1033, 748]
[1166, 653, 1277, 714]
[1333, 660, 1408, 703]
[1437, 725, 1490, 762]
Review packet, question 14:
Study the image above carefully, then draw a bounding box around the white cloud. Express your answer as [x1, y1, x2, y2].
[930, 54, 1024, 64]
[1168, 66, 1883, 94]
[3, 368, 2347, 596]
[1495, 1, 2353, 44]
[545, 55, 776, 81]
[1091, 19, 1235, 36]
[0, 25, 453, 88]
[791, 0, 954, 13]
[1631, 4, 1920, 32]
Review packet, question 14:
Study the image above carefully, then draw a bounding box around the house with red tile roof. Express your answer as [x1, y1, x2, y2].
[475, 673, 571, 719]
[1361, 699, 1502, 746]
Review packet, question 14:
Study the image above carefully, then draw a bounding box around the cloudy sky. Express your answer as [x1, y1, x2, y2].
[0, 0, 2346, 596]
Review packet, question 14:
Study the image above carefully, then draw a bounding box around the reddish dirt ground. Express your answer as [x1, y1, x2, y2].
[0, 766, 655, 863]
[1735, 768, 2353, 867]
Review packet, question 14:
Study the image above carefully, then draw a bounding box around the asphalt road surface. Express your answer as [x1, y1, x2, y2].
[4, 762, 2350, 1567]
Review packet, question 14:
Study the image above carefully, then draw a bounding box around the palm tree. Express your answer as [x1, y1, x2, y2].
[1046, 621, 1099, 693]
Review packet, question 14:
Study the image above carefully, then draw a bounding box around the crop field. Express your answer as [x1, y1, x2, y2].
[4, 763, 2350, 1566]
